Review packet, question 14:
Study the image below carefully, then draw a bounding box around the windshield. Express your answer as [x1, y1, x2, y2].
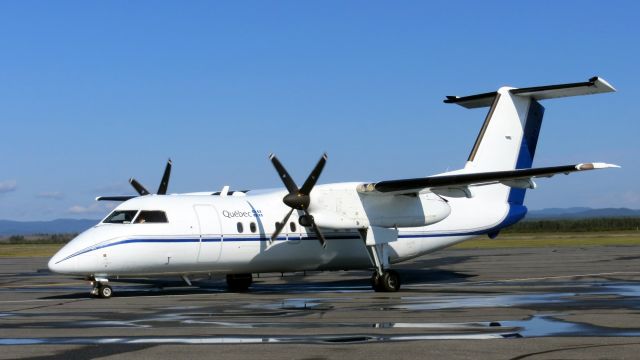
[134, 210, 168, 224]
[103, 210, 138, 224]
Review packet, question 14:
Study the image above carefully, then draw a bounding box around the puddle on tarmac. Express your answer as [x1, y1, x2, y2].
[389, 293, 575, 311]
[503, 315, 640, 337]
[180, 320, 501, 331]
[600, 283, 640, 298]
[0, 332, 514, 346]
[5, 282, 640, 345]
[250, 298, 328, 310]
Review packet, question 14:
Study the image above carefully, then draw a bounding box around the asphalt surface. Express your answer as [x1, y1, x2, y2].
[2, 245, 640, 359]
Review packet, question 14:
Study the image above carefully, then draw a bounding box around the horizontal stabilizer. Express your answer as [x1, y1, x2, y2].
[510, 76, 615, 100]
[95, 195, 137, 202]
[357, 163, 619, 195]
[445, 76, 615, 109]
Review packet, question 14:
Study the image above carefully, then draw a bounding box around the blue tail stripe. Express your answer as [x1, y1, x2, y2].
[508, 100, 545, 206]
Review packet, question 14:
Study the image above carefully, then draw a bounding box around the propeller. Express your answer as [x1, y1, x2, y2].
[129, 159, 172, 196]
[96, 159, 172, 201]
[269, 153, 328, 247]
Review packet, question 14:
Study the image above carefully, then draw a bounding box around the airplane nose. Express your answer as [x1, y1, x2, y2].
[48, 254, 63, 273]
[48, 250, 75, 274]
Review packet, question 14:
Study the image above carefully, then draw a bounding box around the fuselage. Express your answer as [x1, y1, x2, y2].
[48, 181, 523, 278]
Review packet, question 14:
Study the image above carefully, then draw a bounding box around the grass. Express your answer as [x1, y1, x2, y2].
[1, 231, 640, 257]
[0, 244, 65, 257]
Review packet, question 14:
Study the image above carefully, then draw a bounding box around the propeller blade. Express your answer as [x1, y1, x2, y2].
[311, 223, 327, 248]
[304, 211, 326, 248]
[299, 153, 327, 195]
[157, 159, 172, 195]
[269, 154, 299, 194]
[129, 178, 150, 196]
[271, 208, 294, 243]
[268, 153, 329, 249]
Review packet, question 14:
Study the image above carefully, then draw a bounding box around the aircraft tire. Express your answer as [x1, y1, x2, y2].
[381, 270, 401, 292]
[371, 272, 384, 292]
[226, 274, 252, 292]
[99, 285, 113, 299]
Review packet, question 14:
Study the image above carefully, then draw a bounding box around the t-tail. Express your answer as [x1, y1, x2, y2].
[445, 76, 616, 210]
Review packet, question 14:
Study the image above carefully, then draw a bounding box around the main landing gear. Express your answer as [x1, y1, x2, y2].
[226, 273, 253, 292]
[89, 277, 112, 299]
[371, 269, 401, 292]
[359, 227, 402, 292]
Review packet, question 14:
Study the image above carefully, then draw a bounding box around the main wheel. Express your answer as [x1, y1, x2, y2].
[381, 270, 401, 292]
[99, 284, 113, 299]
[226, 274, 253, 292]
[371, 272, 384, 292]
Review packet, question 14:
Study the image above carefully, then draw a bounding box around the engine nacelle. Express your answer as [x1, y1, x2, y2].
[363, 193, 451, 228]
[310, 184, 451, 230]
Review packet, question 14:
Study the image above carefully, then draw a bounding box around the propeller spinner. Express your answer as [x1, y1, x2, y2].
[269, 153, 328, 247]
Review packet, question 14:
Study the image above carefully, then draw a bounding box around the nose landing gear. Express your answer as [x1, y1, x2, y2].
[89, 277, 112, 298]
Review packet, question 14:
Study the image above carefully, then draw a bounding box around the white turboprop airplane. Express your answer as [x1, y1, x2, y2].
[49, 77, 619, 298]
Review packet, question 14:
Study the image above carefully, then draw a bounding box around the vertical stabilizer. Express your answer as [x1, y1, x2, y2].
[464, 88, 544, 175]
[444, 76, 615, 205]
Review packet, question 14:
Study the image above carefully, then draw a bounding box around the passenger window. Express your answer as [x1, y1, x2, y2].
[250, 222, 257, 233]
[290, 222, 296, 232]
[104, 210, 138, 224]
[237, 222, 244, 233]
[134, 210, 168, 224]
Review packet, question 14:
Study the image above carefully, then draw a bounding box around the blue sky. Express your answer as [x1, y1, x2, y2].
[1, 1, 638, 220]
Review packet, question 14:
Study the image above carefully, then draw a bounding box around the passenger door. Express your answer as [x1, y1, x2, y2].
[194, 205, 223, 263]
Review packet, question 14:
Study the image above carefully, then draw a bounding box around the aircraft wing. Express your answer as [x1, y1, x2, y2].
[357, 162, 619, 196]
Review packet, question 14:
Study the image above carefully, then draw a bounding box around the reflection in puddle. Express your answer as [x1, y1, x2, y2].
[181, 320, 500, 331]
[504, 315, 640, 337]
[392, 293, 574, 311]
[601, 284, 640, 298]
[256, 298, 324, 310]
[0, 332, 514, 346]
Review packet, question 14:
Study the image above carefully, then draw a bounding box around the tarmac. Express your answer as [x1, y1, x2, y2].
[2, 245, 640, 359]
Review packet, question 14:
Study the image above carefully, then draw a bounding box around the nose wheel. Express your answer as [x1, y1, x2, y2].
[90, 278, 113, 298]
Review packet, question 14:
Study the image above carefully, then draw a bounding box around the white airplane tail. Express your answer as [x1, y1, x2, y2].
[445, 76, 615, 206]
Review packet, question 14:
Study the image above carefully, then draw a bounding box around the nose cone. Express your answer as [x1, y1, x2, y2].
[47, 255, 61, 273]
[48, 247, 76, 274]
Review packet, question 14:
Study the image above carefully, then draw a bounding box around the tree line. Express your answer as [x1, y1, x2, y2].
[3, 233, 77, 244]
[504, 217, 640, 233]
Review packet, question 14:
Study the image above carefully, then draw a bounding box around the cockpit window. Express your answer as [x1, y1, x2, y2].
[134, 210, 168, 224]
[103, 210, 138, 224]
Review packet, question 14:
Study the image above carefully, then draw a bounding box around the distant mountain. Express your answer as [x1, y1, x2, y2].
[0, 219, 99, 236]
[526, 207, 640, 220]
